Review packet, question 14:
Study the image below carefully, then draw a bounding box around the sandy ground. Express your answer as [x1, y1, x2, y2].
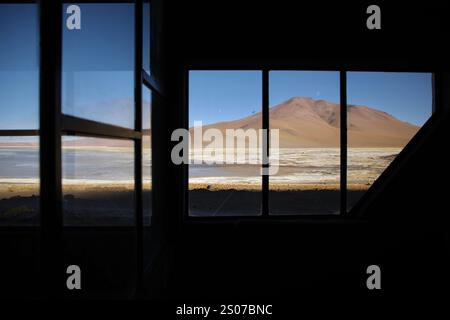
[0, 183, 152, 199]
[1, 182, 367, 224]
[0, 181, 368, 199]
[0, 183, 40, 198]
[189, 182, 369, 191]
[0, 183, 152, 225]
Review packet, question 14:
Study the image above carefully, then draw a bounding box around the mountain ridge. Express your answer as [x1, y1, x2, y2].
[198, 96, 420, 148]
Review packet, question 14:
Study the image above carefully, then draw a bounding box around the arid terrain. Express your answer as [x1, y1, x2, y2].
[0, 97, 420, 220]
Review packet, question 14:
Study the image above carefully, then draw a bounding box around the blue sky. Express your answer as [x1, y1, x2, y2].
[190, 71, 432, 126]
[0, 4, 39, 130]
[347, 72, 432, 125]
[189, 71, 263, 127]
[62, 3, 135, 128]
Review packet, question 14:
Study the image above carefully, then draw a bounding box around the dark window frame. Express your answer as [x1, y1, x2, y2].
[0, 0, 162, 297]
[184, 66, 437, 222]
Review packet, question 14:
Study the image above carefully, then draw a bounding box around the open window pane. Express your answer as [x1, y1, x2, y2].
[0, 4, 40, 226]
[0, 136, 39, 226]
[347, 72, 433, 210]
[143, 85, 152, 225]
[269, 71, 340, 215]
[0, 4, 39, 130]
[62, 136, 135, 226]
[62, 3, 135, 128]
[189, 71, 262, 216]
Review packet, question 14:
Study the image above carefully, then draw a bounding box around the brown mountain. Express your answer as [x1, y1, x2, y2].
[199, 97, 420, 148]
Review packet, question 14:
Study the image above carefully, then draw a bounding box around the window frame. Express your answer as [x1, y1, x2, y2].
[184, 66, 437, 222]
[0, 0, 162, 296]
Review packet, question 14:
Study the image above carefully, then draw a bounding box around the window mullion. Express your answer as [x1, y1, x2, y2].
[39, 0, 63, 298]
[340, 70, 348, 215]
[134, 0, 144, 296]
[262, 69, 269, 216]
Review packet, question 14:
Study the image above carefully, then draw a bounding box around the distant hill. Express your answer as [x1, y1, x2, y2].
[198, 97, 420, 148]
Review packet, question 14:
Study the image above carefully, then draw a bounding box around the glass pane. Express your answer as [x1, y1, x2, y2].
[269, 71, 340, 215]
[0, 3, 39, 226]
[62, 3, 134, 128]
[0, 4, 39, 130]
[189, 71, 262, 216]
[347, 72, 432, 210]
[143, 0, 151, 74]
[0, 136, 39, 226]
[62, 136, 134, 226]
[143, 85, 152, 225]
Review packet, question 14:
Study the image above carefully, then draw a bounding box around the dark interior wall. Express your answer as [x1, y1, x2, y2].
[158, 0, 450, 301]
[162, 1, 449, 69]
[161, 108, 450, 301]
[0, 228, 40, 299]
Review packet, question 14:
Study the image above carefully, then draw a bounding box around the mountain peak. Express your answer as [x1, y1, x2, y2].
[271, 96, 340, 127]
[285, 96, 315, 105]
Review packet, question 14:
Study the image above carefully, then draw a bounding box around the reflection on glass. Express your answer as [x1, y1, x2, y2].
[143, 85, 152, 225]
[62, 137, 134, 226]
[347, 72, 432, 210]
[0, 137, 39, 225]
[189, 71, 262, 216]
[62, 3, 135, 128]
[269, 71, 340, 215]
[0, 4, 39, 130]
